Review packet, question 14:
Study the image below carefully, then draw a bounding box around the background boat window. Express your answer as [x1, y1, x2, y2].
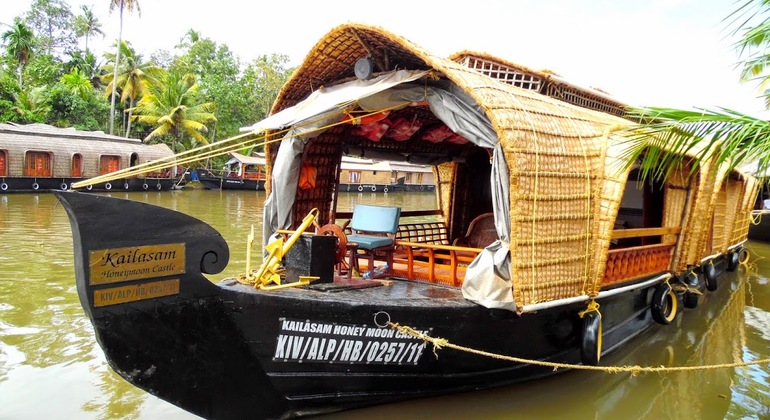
[349, 171, 361, 183]
[23, 151, 52, 177]
[71, 153, 83, 177]
[99, 155, 121, 175]
[130, 152, 138, 167]
[0, 150, 6, 176]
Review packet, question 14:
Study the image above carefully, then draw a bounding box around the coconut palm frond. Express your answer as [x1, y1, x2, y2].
[623, 106, 770, 182]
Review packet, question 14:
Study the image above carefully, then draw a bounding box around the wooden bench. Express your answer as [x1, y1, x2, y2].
[396, 222, 449, 245]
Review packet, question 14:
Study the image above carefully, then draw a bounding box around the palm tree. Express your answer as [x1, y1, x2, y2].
[74, 5, 104, 53]
[102, 41, 162, 137]
[176, 29, 201, 50]
[628, 0, 770, 182]
[11, 87, 49, 122]
[1, 18, 35, 87]
[61, 69, 93, 100]
[130, 71, 217, 174]
[107, 0, 141, 135]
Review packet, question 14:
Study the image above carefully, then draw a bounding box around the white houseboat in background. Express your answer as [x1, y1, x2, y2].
[338, 155, 435, 193]
[0, 123, 178, 192]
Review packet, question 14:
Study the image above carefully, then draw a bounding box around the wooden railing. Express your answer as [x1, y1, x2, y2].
[392, 241, 480, 286]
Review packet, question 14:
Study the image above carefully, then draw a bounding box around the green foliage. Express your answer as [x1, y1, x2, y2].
[628, 0, 770, 183]
[131, 70, 216, 152]
[47, 83, 109, 130]
[0, 2, 291, 148]
[73, 5, 104, 53]
[25, 0, 75, 57]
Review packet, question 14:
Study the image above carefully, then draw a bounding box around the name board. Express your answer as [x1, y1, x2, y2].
[93, 279, 180, 307]
[273, 318, 430, 365]
[89, 243, 186, 285]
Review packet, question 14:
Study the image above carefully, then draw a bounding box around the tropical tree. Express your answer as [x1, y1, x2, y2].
[628, 0, 770, 182]
[102, 41, 162, 137]
[65, 50, 101, 86]
[60, 69, 92, 100]
[9, 86, 49, 122]
[130, 70, 217, 170]
[1, 17, 35, 86]
[25, 0, 75, 57]
[107, 0, 141, 135]
[74, 5, 104, 53]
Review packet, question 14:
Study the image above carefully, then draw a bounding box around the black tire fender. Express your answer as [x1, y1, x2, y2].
[651, 283, 678, 325]
[580, 311, 602, 366]
[703, 261, 718, 291]
[683, 270, 700, 308]
[726, 251, 739, 272]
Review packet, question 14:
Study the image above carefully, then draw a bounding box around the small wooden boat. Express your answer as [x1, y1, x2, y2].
[56, 24, 757, 419]
[194, 152, 267, 191]
[0, 123, 180, 192]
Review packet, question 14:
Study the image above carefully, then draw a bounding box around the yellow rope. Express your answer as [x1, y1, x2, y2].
[577, 300, 600, 318]
[387, 322, 770, 375]
[72, 101, 418, 189]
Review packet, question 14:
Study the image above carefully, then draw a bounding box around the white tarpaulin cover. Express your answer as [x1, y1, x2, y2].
[242, 70, 429, 134]
[252, 70, 516, 311]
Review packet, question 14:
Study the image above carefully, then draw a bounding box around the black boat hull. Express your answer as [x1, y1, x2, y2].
[195, 171, 265, 191]
[0, 176, 178, 192]
[55, 192, 728, 419]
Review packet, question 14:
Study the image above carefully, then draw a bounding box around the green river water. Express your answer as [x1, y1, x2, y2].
[0, 190, 768, 419]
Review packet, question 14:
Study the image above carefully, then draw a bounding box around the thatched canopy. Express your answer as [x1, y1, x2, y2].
[259, 23, 754, 311]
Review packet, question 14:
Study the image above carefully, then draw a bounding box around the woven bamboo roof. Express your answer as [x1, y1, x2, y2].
[268, 24, 756, 308]
[272, 23, 630, 136]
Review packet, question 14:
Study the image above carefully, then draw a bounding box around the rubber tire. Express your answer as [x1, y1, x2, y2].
[683, 291, 699, 309]
[357, 185, 363, 192]
[703, 262, 718, 291]
[142, 183, 149, 190]
[651, 283, 678, 325]
[105, 182, 112, 190]
[683, 271, 700, 308]
[156, 183, 162, 190]
[124, 182, 130, 190]
[726, 251, 739, 272]
[580, 311, 602, 366]
[0, 183, 7, 191]
[32, 182, 39, 190]
[60, 183, 68, 190]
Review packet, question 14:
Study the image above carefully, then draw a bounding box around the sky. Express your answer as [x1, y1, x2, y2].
[1, 0, 768, 116]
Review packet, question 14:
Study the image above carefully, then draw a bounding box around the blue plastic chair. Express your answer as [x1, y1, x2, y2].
[347, 204, 401, 278]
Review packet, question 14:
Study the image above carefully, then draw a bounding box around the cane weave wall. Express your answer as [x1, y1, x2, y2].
[733, 176, 758, 244]
[264, 23, 758, 309]
[711, 176, 743, 254]
[435, 162, 454, 226]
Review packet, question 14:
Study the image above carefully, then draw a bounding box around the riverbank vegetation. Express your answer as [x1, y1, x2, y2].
[0, 0, 293, 160]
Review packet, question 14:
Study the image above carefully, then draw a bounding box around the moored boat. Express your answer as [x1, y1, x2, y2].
[56, 23, 759, 419]
[194, 152, 267, 191]
[337, 156, 435, 193]
[0, 123, 180, 192]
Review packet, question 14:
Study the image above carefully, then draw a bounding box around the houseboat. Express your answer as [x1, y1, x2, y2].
[55, 23, 757, 419]
[0, 123, 178, 192]
[194, 152, 267, 191]
[338, 156, 435, 193]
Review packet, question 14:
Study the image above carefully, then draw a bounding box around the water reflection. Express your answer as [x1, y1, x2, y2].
[0, 191, 767, 419]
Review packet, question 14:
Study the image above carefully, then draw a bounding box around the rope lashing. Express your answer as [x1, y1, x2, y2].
[386, 322, 770, 375]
